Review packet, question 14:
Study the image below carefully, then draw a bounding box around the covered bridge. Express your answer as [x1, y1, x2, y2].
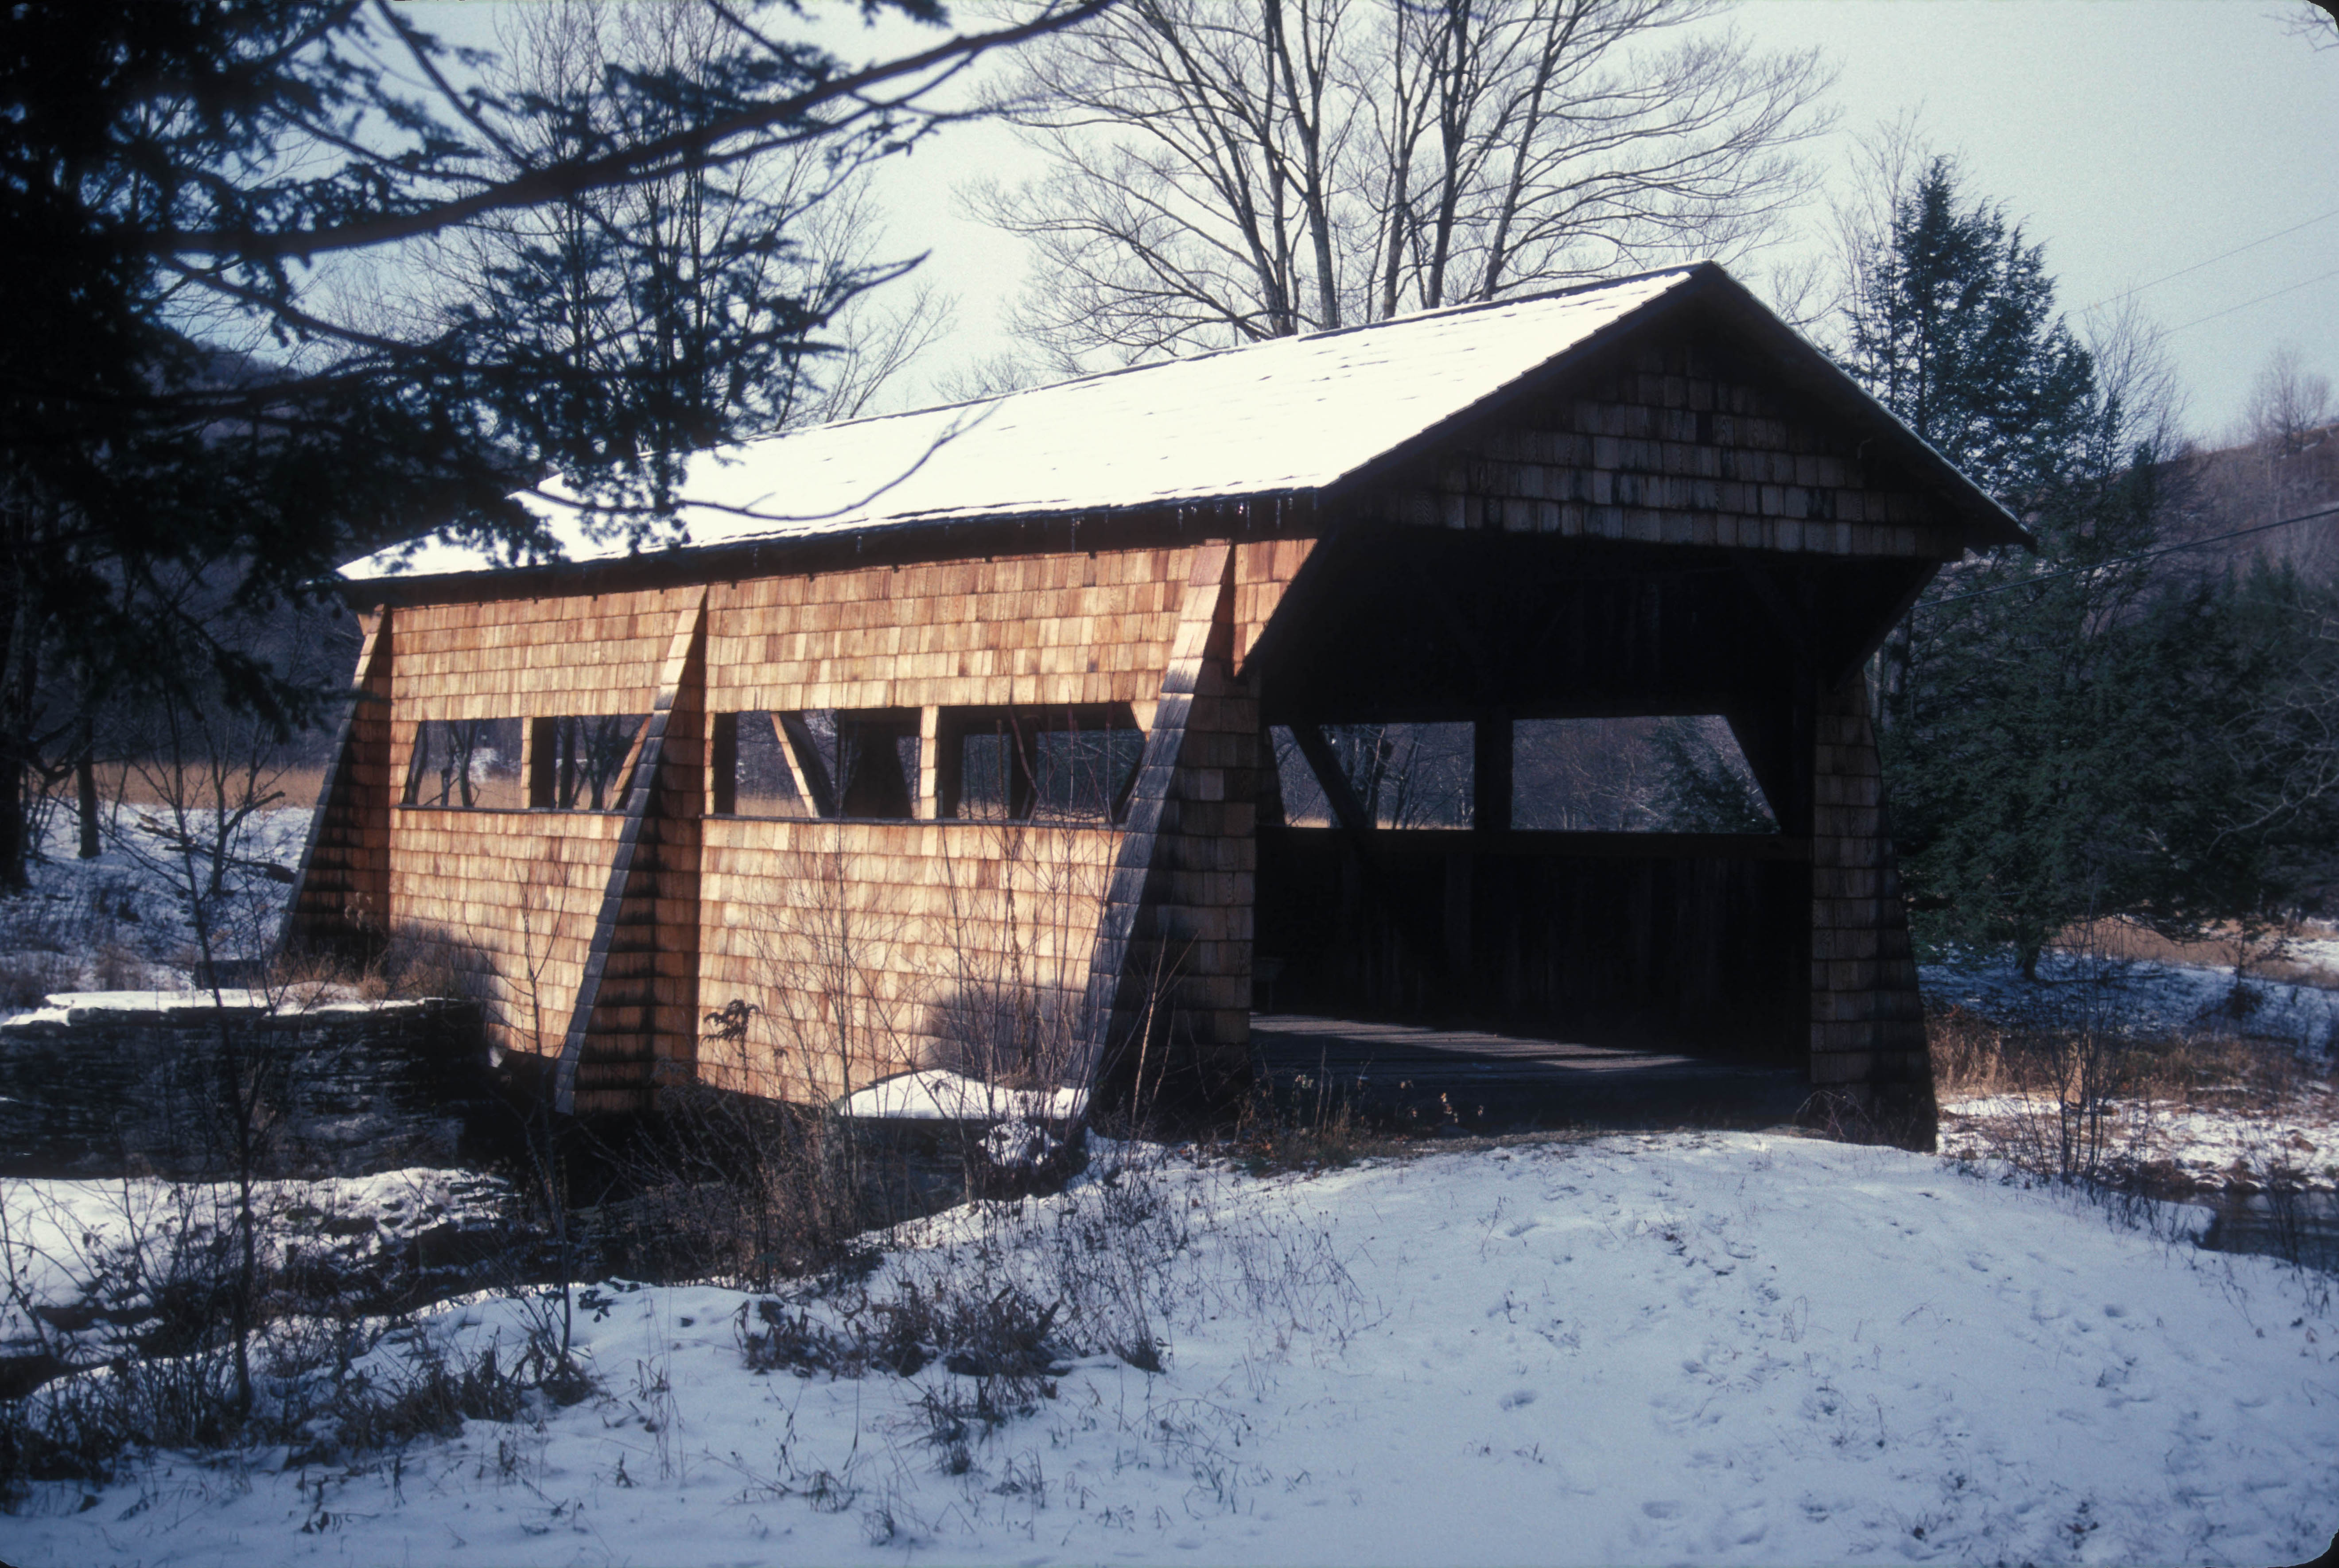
[284, 263, 2023, 1144]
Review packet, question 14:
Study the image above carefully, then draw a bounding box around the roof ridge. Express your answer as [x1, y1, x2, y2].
[751, 263, 1714, 448]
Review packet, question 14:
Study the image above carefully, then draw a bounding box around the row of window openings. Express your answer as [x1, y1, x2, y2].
[400, 708, 1146, 823]
[1274, 716, 1778, 835]
[401, 712, 1776, 834]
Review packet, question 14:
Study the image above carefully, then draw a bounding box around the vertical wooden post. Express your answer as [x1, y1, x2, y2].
[525, 717, 554, 808]
[917, 705, 941, 819]
[1807, 672, 1933, 1147]
[1255, 726, 1287, 827]
[708, 711, 739, 817]
[1473, 713, 1512, 833]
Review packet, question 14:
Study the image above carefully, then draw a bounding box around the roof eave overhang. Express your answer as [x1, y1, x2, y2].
[334, 490, 1319, 607]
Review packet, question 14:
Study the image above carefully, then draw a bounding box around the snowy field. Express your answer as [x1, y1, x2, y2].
[1, 1133, 2333, 1568]
[4, 805, 2339, 1562]
[1921, 946, 2339, 1053]
[0, 804, 313, 1002]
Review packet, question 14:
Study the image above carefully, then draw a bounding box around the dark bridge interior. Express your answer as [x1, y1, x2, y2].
[1245, 527, 1927, 1123]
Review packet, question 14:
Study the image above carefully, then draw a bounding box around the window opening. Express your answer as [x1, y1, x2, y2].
[1512, 716, 1775, 833]
[403, 718, 525, 809]
[741, 709, 920, 819]
[527, 714, 648, 811]
[711, 711, 811, 817]
[947, 706, 1142, 824]
[1271, 722, 1473, 828]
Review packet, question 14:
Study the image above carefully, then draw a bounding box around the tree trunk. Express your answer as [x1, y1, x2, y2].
[76, 715, 100, 858]
[0, 543, 29, 890]
[0, 749, 23, 892]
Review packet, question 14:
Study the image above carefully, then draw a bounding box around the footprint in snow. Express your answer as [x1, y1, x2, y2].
[1500, 1388, 1537, 1409]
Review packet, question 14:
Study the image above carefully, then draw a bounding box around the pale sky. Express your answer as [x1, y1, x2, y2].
[403, 0, 2337, 442]
[1748, 0, 2339, 442]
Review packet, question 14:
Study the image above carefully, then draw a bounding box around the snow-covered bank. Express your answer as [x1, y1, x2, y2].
[1922, 946, 2339, 1050]
[2, 1133, 2331, 1567]
[0, 1170, 516, 1366]
[1941, 1087, 2339, 1198]
[0, 805, 313, 1003]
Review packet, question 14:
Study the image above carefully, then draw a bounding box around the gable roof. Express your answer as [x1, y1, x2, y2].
[346, 263, 2022, 584]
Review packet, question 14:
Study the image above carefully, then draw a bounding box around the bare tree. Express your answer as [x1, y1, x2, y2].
[1, 0, 1112, 889]
[2190, 345, 2339, 578]
[968, 0, 1833, 364]
[2244, 344, 2335, 458]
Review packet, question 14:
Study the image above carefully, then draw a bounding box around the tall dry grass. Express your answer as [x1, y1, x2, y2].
[2051, 916, 2339, 991]
[1931, 1003, 2330, 1195]
[89, 760, 329, 812]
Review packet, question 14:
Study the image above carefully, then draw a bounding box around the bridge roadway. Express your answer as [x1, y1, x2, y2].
[1247, 1013, 1811, 1135]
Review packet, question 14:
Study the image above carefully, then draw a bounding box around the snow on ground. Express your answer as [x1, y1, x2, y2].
[1939, 1089, 2339, 1197]
[1925, 946, 2339, 1198]
[2, 1134, 2333, 1568]
[0, 804, 313, 1001]
[0, 987, 416, 1028]
[836, 1068, 1088, 1123]
[0, 1170, 513, 1363]
[1921, 948, 2339, 1052]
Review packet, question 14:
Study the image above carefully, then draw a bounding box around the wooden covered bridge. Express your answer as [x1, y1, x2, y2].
[283, 263, 2023, 1145]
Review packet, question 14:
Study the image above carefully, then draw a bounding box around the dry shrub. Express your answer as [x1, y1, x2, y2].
[262, 924, 469, 1005]
[1932, 997, 2332, 1200]
[91, 943, 144, 991]
[354, 930, 468, 1003]
[587, 1088, 870, 1292]
[1935, 1003, 2318, 1113]
[1225, 1087, 1395, 1175]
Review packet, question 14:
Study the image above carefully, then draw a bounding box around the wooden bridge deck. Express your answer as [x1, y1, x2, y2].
[1248, 1013, 1810, 1134]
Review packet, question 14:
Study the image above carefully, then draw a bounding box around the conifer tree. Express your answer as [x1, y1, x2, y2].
[1841, 157, 2168, 977]
[0, 0, 1105, 887]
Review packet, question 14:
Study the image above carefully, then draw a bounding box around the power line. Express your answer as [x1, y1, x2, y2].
[2077, 205, 2339, 314]
[2165, 266, 2339, 335]
[1918, 501, 2339, 610]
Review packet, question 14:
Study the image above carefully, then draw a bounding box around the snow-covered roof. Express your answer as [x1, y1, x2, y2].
[345, 262, 2020, 585]
[347, 269, 1699, 582]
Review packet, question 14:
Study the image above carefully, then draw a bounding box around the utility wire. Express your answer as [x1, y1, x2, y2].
[1918, 501, 2339, 609]
[2076, 205, 2339, 314]
[2165, 266, 2339, 334]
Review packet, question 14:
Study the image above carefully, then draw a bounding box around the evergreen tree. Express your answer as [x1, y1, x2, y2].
[1653, 718, 1776, 835]
[0, 0, 1106, 886]
[2123, 563, 2339, 965]
[1842, 157, 2172, 977]
[1843, 159, 2100, 504]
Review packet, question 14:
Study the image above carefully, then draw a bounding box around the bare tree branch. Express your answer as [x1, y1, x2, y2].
[972, 0, 1832, 365]
[151, 0, 1116, 263]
